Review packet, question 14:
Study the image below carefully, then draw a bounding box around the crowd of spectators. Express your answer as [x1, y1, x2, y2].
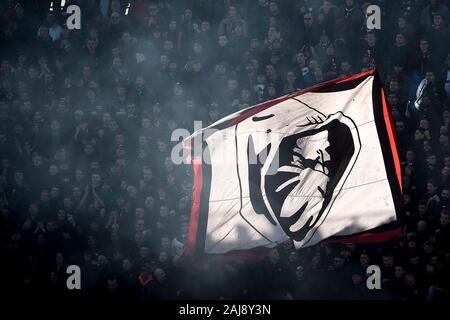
[0, 0, 449, 300]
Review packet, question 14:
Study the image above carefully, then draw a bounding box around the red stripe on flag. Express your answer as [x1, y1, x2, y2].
[185, 157, 203, 256]
[381, 87, 402, 192]
[328, 227, 402, 244]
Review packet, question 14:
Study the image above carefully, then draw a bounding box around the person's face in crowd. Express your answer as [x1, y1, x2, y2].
[419, 39, 429, 53]
[127, 185, 137, 198]
[218, 35, 228, 47]
[29, 204, 39, 218]
[138, 135, 149, 148]
[209, 108, 220, 122]
[91, 173, 101, 187]
[86, 90, 96, 101]
[148, 4, 158, 16]
[174, 83, 183, 96]
[192, 61, 202, 73]
[112, 57, 122, 70]
[86, 39, 97, 53]
[63, 197, 72, 209]
[84, 144, 95, 156]
[426, 155, 437, 167]
[72, 187, 81, 200]
[160, 206, 169, 218]
[14, 171, 24, 185]
[201, 21, 211, 33]
[21, 100, 33, 114]
[383, 255, 394, 267]
[83, 66, 92, 79]
[389, 80, 399, 93]
[193, 42, 203, 54]
[439, 134, 449, 146]
[228, 6, 237, 19]
[97, 255, 108, 266]
[397, 17, 406, 29]
[408, 239, 417, 251]
[50, 120, 61, 132]
[268, 248, 280, 264]
[56, 210, 66, 222]
[424, 242, 434, 255]
[351, 274, 362, 285]
[145, 197, 154, 209]
[404, 274, 416, 286]
[286, 71, 296, 85]
[38, 26, 49, 39]
[15, 4, 24, 19]
[395, 120, 405, 134]
[326, 46, 335, 57]
[122, 32, 132, 44]
[388, 94, 398, 107]
[164, 40, 174, 52]
[313, 67, 323, 80]
[107, 278, 118, 292]
[425, 71, 435, 83]
[414, 130, 424, 141]
[109, 120, 119, 132]
[161, 237, 171, 250]
[159, 55, 170, 69]
[135, 208, 145, 220]
[241, 89, 251, 101]
[140, 246, 149, 258]
[442, 189, 449, 201]
[295, 265, 305, 279]
[141, 118, 151, 129]
[289, 251, 300, 264]
[55, 253, 64, 265]
[184, 8, 193, 19]
[50, 187, 60, 199]
[394, 266, 405, 278]
[345, 0, 354, 7]
[157, 141, 167, 153]
[433, 14, 442, 27]
[154, 268, 166, 283]
[333, 256, 345, 268]
[365, 32, 376, 47]
[0, 134, 6, 145]
[138, 149, 148, 160]
[1, 158, 10, 170]
[115, 134, 125, 146]
[417, 220, 427, 233]
[341, 61, 351, 73]
[418, 203, 427, 215]
[49, 165, 58, 176]
[116, 158, 127, 169]
[167, 20, 177, 32]
[227, 79, 239, 91]
[122, 258, 132, 271]
[440, 213, 449, 227]
[135, 232, 145, 246]
[303, 13, 313, 27]
[445, 156, 450, 167]
[159, 251, 168, 263]
[266, 65, 276, 78]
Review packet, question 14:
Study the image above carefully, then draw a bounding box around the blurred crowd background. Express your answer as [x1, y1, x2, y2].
[0, 0, 449, 300]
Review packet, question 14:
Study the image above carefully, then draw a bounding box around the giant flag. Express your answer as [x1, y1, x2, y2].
[185, 70, 402, 256]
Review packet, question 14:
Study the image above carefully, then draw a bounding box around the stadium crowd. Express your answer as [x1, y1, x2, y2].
[0, 0, 449, 300]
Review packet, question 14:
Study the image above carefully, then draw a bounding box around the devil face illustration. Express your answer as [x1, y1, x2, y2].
[241, 99, 361, 246]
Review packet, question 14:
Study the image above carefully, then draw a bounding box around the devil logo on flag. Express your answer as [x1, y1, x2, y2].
[247, 99, 361, 245]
